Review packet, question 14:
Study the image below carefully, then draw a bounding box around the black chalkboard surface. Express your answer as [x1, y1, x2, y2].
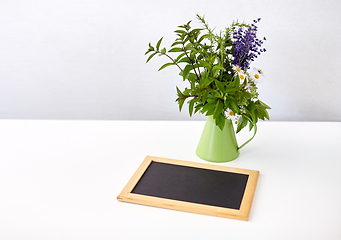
[132, 161, 249, 210]
[117, 156, 259, 221]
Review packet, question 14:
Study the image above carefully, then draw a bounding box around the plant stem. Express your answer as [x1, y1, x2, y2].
[187, 38, 202, 77]
[181, 41, 200, 81]
[157, 51, 184, 72]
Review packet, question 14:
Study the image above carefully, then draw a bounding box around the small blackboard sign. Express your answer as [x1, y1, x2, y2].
[117, 156, 259, 220]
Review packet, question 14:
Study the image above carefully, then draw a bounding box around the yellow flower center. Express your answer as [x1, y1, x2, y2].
[239, 74, 245, 80]
[229, 110, 234, 116]
[236, 67, 241, 72]
[254, 74, 259, 79]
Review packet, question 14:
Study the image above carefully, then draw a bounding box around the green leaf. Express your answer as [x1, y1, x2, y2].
[233, 75, 240, 88]
[201, 101, 215, 114]
[158, 62, 174, 71]
[213, 90, 222, 98]
[174, 52, 186, 63]
[215, 80, 225, 93]
[215, 114, 226, 131]
[183, 87, 191, 96]
[212, 65, 225, 78]
[178, 57, 191, 64]
[178, 98, 185, 112]
[156, 37, 163, 51]
[176, 87, 185, 112]
[249, 119, 256, 131]
[174, 29, 187, 35]
[182, 64, 192, 81]
[198, 61, 212, 71]
[145, 49, 152, 55]
[185, 20, 192, 30]
[259, 100, 271, 109]
[254, 101, 270, 120]
[213, 100, 224, 119]
[185, 46, 197, 52]
[207, 98, 217, 103]
[202, 90, 208, 103]
[245, 102, 257, 124]
[176, 86, 183, 97]
[147, 43, 154, 52]
[176, 34, 185, 40]
[236, 116, 248, 133]
[168, 47, 183, 53]
[189, 28, 203, 34]
[228, 74, 240, 89]
[203, 77, 214, 88]
[194, 103, 203, 114]
[198, 33, 210, 43]
[171, 41, 183, 47]
[188, 99, 195, 117]
[228, 97, 239, 114]
[247, 101, 256, 113]
[263, 109, 270, 120]
[190, 77, 195, 89]
[255, 109, 267, 120]
[207, 55, 217, 64]
[206, 105, 216, 116]
[225, 88, 238, 94]
[160, 47, 166, 54]
[146, 52, 157, 63]
[188, 73, 197, 82]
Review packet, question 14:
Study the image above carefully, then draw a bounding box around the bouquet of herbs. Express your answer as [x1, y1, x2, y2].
[145, 15, 270, 131]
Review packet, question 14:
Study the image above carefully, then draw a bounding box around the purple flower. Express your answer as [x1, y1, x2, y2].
[231, 19, 266, 70]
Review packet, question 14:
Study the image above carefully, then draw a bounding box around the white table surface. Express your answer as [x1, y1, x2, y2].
[0, 119, 340, 239]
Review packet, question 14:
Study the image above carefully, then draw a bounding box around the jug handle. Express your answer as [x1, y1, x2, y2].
[238, 116, 257, 150]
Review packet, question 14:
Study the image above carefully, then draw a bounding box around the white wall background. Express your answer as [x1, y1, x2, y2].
[0, 0, 340, 121]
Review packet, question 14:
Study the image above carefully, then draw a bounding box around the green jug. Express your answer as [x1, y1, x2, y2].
[196, 115, 257, 163]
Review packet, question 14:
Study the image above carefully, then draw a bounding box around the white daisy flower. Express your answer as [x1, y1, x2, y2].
[251, 67, 265, 83]
[238, 72, 247, 84]
[232, 65, 247, 84]
[226, 109, 238, 122]
[232, 65, 243, 74]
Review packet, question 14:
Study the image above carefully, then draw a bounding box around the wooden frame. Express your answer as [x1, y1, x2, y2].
[117, 156, 259, 221]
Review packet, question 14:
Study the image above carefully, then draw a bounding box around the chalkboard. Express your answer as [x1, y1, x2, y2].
[117, 156, 259, 221]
